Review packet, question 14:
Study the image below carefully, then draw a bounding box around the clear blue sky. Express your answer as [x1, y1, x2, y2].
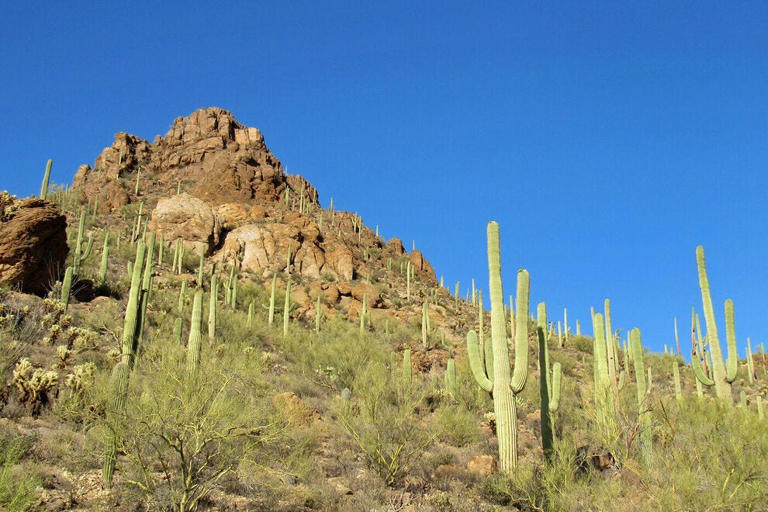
[3, 2, 767, 355]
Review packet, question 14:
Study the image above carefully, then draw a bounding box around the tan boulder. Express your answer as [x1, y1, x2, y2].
[148, 193, 220, 255]
[219, 222, 325, 280]
[323, 284, 340, 303]
[350, 282, 381, 307]
[466, 455, 497, 478]
[0, 195, 68, 295]
[327, 245, 354, 281]
[215, 203, 250, 230]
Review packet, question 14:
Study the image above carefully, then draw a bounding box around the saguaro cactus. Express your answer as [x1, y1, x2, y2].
[444, 358, 456, 396]
[40, 159, 53, 200]
[98, 232, 110, 284]
[121, 241, 146, 365]
[283, 281, 291, 337]
[268, 274, 277, 326]
[467, 221, 529, 472]
[695, 246, 735, 403]
[102, 360, 129, 487]
[629, 328, 651, 454]
[537, 302, 561, 462]
[187, 290, 203, 374]
[673, 360, 682, 401]
[208, 270, 217, 342]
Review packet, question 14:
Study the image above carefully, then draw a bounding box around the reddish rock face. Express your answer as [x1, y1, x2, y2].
[71, 107, 319, 212]
[69, 107, 443, 293]
[0, 194, 68, 295]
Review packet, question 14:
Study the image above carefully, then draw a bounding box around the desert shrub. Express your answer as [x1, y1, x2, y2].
[433, 404, 480, 447]
[337, 360, 435, 486]
[111, 340, 280, 512]
[0, 430, 39, 511]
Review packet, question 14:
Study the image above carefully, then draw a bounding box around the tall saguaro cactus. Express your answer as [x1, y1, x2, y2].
[629, 328, 650, 454]
[695, 246, 735, 403]
[187, 290, 203, 375]
[537, 302, 561, 462]
[467, 221, 529, 472]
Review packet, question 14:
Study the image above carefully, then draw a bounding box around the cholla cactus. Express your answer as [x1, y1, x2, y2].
[56, 345, 71, 367]
[64, 363, 96, 394]
[12, 358, 59, 410]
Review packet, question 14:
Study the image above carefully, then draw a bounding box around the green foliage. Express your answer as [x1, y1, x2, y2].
[0, 430, 39, 511]
[337, 361, 435, 486]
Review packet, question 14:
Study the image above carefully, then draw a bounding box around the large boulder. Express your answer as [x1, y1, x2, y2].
[148, 193, 220, 255]
[0, 193, 68, 294]
[218, 222, 325, 279]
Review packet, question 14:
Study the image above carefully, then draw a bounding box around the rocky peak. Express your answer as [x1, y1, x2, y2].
[72, 107, 318, 212]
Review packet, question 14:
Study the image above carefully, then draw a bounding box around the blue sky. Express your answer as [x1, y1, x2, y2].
[3, 2, 767, 355]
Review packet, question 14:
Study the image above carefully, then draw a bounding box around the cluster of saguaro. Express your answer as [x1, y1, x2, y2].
[693, 246, 737, 403]
[467, 221, 529, 472]
[592, 312, 615, 428]
[537, 303, 561, 462]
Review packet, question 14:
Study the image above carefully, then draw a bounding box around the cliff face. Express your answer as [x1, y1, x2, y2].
[72, 107, 318, 213]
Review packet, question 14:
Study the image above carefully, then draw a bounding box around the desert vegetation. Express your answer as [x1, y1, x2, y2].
[0, 111, 767, 511]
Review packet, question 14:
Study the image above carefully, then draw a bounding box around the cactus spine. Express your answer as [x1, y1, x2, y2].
[695, 246, 734, 403]
[40, 159, 52, 200]
[537, 302, 561, 462]
[187, 290, 203, 374]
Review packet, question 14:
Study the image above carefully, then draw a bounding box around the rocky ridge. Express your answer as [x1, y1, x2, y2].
[70, 107, 457, 341]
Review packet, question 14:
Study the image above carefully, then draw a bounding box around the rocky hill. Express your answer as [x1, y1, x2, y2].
[0, 108, 766, 511]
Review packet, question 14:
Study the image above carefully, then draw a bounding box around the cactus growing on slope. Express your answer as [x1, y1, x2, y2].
[537, 302, 561, 462]
[695, 246, 736, 403]
[467, 221, 529, 472]
[40, 159, 53, 200]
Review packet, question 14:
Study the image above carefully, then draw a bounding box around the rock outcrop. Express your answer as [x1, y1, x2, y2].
[72, 107, 319, 212]
[72, 106, 440, 295]
[0, 193, 69, 294]
[148, 193, 221, 256]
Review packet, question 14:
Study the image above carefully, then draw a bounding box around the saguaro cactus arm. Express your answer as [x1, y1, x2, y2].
[467, 330, 492, 392]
